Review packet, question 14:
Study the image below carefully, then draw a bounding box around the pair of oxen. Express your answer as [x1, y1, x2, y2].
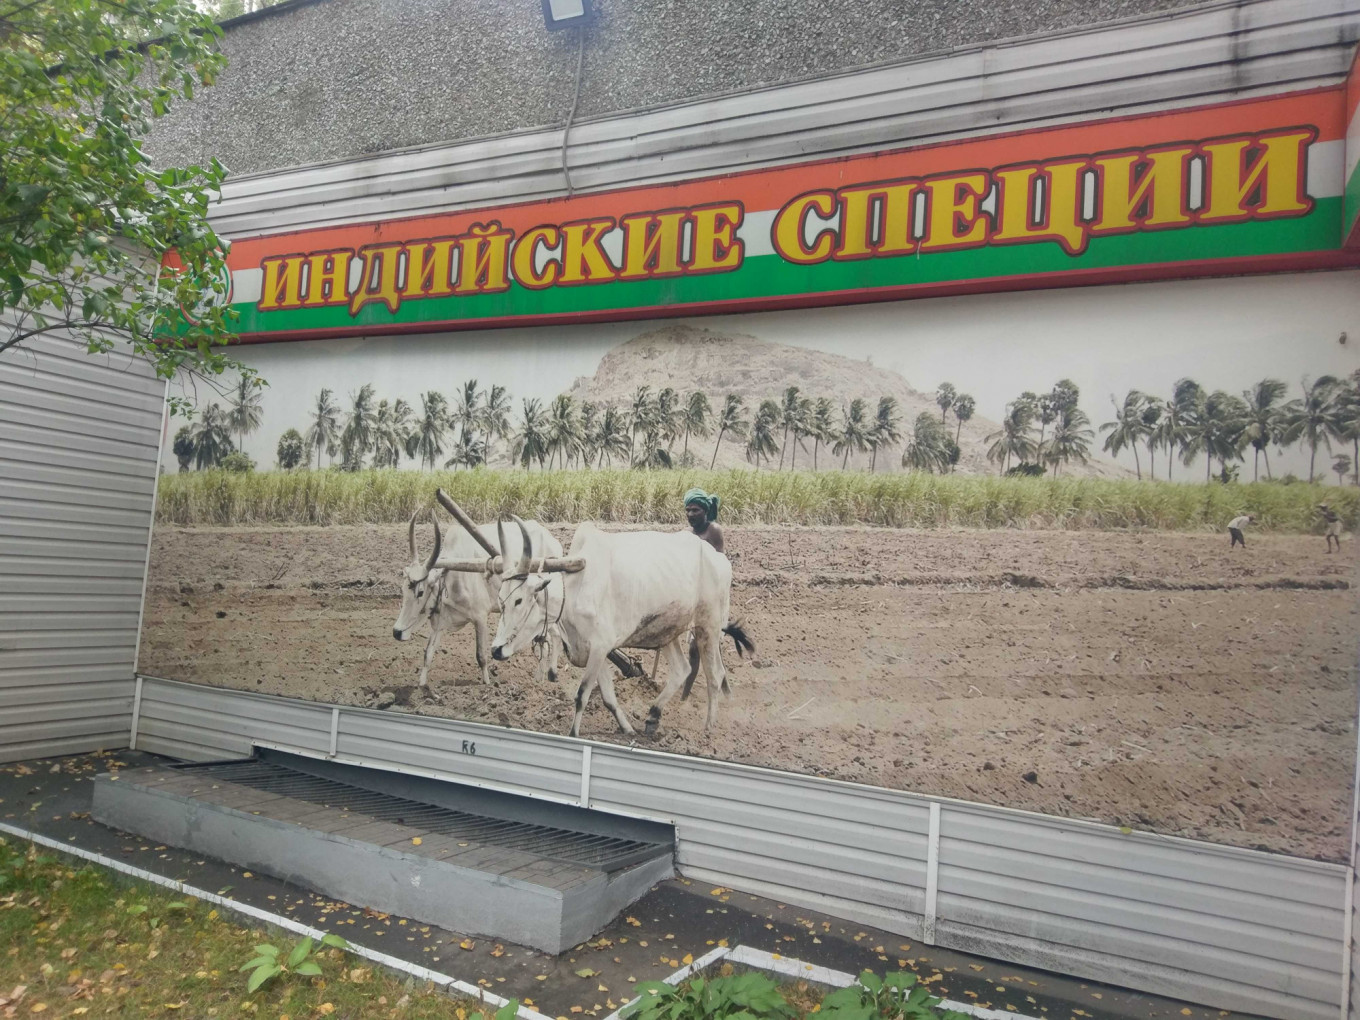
[393, 491, 752, 737]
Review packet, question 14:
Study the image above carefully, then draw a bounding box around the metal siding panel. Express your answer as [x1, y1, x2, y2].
[0, 480, 154, 514]
[0, 674, 135, 698]
[0, 496, 156, 530]
[936, 916, 1338, 1020]
[0, 575, 145, 596]
[0, 555, 150, 580]
[0, 631, 137, 652]
[0, 535, 154, 563]
[0, 462, 157, 500]
[0, 438, 158, 481]
[128, 678, 1348, 1020]
[0, 648, 135, 671]
[940, 806, 1343, 907]
[0, 401, 161, 450]
[0, 370, 164, 423]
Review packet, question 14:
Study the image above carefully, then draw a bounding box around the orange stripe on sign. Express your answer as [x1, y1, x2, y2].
[224, 86, 1347, 269]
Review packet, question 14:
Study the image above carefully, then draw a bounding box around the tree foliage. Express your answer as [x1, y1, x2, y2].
[0, 0, 251, 406]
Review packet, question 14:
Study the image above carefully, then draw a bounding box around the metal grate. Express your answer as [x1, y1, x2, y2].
[170, 759, 668, 873]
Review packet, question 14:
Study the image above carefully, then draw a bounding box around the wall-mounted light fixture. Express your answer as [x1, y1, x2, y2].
[542, 0, 593, 31]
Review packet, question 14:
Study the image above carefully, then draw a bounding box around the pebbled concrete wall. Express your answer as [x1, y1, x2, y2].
[143, 0, 1200, 177]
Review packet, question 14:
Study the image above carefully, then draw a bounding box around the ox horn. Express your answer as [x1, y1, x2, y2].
[435, 488, 500, 559]
[510, 514, 533, 574]
[425, 511, 442, 572]
[407, 510, 420, 561]
[497, 517, 510, 570]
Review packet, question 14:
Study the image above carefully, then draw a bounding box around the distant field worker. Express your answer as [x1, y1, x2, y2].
[684, 488, 725, 554]
[1227, 513, 1255, 549]
[1319, 503, 1343, 553]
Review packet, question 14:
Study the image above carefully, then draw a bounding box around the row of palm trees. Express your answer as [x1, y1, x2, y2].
[1091, 374, 1360, 484]
[172, 371, 1360, 484]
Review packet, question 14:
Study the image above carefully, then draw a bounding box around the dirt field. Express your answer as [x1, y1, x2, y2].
[138, 524, 1358, 862]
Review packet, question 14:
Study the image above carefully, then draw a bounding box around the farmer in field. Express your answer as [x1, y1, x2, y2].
[1227, 513, 1255, 549]
[1319, 503, 1343, 553]
[684, 488, 725, 554]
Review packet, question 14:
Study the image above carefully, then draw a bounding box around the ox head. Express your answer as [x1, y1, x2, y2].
[392, 510, 443, 641]
[491, 515, 555, 662]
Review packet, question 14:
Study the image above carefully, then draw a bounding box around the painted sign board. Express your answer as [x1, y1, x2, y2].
[1345, 45, 1360, 248]
[222, 88, 1359, 343]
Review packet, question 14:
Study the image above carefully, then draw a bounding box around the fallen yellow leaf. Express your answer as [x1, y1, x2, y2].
[412, 837, 422, 846]
[682, 953, 693, 965]
[208, 910, 218, 920]
[317, 1005, 335, 1016]
[459, 939, 475, 951]
[30, 1006, 47, 1014]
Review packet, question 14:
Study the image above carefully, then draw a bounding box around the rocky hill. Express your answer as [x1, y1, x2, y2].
[567, 323, 1126, 477]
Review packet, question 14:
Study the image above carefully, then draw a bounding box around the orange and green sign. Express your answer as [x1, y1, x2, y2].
[223, 88, 1359, 343]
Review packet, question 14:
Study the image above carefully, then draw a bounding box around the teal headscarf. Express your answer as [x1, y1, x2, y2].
[684, 488, 720, 523]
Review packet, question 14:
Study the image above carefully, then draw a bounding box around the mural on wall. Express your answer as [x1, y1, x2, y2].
[140, 266, 1360, 867]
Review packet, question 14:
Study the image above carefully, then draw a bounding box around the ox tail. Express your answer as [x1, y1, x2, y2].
[724, 621, 754, 659]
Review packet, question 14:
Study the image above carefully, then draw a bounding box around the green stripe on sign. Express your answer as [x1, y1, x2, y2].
[1345, 165, 1360, 241]
[231, 198, 1344, 334]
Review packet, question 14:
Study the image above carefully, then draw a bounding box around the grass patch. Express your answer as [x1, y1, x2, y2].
[156, 467, 1358, 532]
[0, 836, 483, 1019]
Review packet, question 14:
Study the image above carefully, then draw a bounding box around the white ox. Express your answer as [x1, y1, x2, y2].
[439, 509, 753, 736]
[392, 511, 563, 689]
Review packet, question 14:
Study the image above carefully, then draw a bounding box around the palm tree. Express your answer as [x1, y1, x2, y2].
[902, 413, 952, 473]
[786, 393, 812, 469]
[276, 428, 305, 470]
[834, 398, 872, 469]
[339, 384, 378, 470]
[1281, 376, 1342, 484]
[443, 433, 486, 469]
[809, 397, 835, 470]
[628, 386, 654, 466]
[1334, 454, 1352, 486]
[680, 391, 712, 463]
[190, 403, 233, 469]
[776, 386, 800, 470]
[226, 375, 264, 454]
[1154, 378, 1202, 481]
[1100, 390, 1151, 480]
[710, 394, 748, 470]
[304, 388, 342, 469]
[1182, 390, 1248, 481]
[869, 396, 902, 472]
[952, 393, 975, 447]
[546, 394, 582, 469]
[985, 399, 1037, 473]
[935, 382, 956, 425]
[372, 398, 413, 468]
[746, 399, 780, 467]
[1140, 397, 1164, 481]
[654, 387, 681, 453]
[513, 398, 550, 470]
[1335, 371, 1360, 486]
[453, 379, 482, 448]
[412, 391, 449, 470]
[594, 406, 631, 467]
[478, 384, 512, 467]
[578, 401, 600, 468]
[172, 426, 195, 472]
[1240, 379, 1289, 481]
[1045, 406, 1094, 476]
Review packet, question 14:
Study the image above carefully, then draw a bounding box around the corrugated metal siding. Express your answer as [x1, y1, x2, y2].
[206, 0, 1360, 237]
[133, 676, 1346, 1020]
[0, 334, 164, 762]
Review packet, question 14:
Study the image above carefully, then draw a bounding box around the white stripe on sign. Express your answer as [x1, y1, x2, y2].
[1307, 139, 1345, 201]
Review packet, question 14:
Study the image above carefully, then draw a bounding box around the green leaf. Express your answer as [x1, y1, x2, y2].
[126, 904, 147, 914]
[253, 944, 280, 958]
[287, 936, 314, 968]
[293, 961, 323, 977]
[238, 956, 275, 972]
[246, 963, 281, 992]
[319, 933, 348, 950]
[165, 901, 189, 911]
[492, 1000, 520, 1020]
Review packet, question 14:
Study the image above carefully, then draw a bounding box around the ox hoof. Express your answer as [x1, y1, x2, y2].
[643, 718, 659, 736]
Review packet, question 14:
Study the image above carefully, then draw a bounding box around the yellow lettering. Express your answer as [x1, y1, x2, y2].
[511, 226, 561, 289]
[992, 161, 1087, 254]
[834, 182, 919, 257]
[1091, 147, 1192, 233]
[258, 255, 306, 310]
[1200, 129, 1313, 222]
[688, 204, 743, 272]
[400, 239, 457, 299]
[920, 173, 989, 250]
[348, 243, 404, 316]
[619, 212, 686, 279]
[772, 192, 836, 264]
[299, 250, 353, 308]
[455, 222, 513, 294]
[558, 219, 617, 284]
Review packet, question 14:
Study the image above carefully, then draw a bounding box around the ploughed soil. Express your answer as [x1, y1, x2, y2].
[139, 524, 1358, 862]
